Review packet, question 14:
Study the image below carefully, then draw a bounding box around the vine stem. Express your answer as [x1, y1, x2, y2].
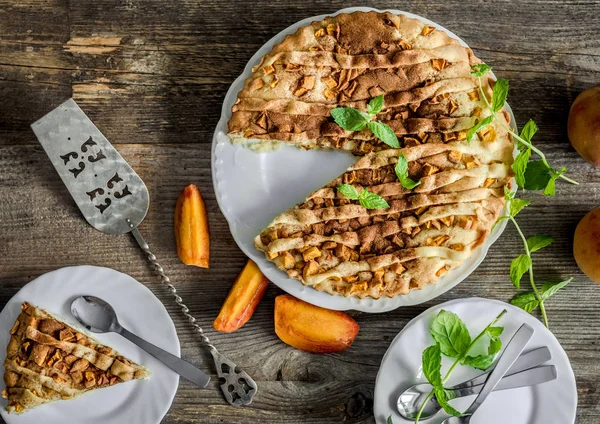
[413, 310, 507, 423]
[508, 214, 549, 328]
[476, 76, 578, 186]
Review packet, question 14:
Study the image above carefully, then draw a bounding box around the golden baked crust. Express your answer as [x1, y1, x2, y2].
[228, 11, 514, 298]
[227, 11, 485, 154]
[2, 302, 150, 414]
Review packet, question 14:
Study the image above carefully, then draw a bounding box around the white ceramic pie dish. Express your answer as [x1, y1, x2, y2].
[212, 7, 517, 312]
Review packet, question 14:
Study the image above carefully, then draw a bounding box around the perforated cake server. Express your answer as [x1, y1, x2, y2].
[31, 98, 257, 406]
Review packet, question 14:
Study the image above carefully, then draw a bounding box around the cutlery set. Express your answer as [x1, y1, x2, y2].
[397, 324, 555, 422]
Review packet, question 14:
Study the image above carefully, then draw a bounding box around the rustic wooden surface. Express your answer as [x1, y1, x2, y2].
[1, 0, 600, 423]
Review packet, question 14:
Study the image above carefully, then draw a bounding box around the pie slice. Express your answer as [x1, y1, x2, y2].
[2, 302, 150, 414]
[230, 11, 514, 298]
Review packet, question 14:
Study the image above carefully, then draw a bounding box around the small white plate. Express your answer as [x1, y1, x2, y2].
[374, 298, 577, 424]
[212, 7, 515, 312]
[0, 266, 180, 424]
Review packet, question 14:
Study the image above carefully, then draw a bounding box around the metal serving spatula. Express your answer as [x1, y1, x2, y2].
[31, 98, 257, 406]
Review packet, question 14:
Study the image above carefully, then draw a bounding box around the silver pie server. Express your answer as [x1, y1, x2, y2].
[441, 323, 535, 424]
[31, 98, 257, 406]
[397, 346, 552, 419]
[71, 295, 211, 387]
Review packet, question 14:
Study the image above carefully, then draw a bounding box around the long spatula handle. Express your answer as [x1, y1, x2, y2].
[129, 223, 257, 406]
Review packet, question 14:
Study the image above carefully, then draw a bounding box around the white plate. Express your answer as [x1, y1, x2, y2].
[0, 266, 180, 424]
[212, 7, 515, 312]
[374, 298, 577, 424]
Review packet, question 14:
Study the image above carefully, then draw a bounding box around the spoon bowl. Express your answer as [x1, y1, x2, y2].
[397, 383, 439, 419]
[71, 295, 122, 333]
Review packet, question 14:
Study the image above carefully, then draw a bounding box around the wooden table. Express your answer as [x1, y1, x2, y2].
[1, 1, 599, 422]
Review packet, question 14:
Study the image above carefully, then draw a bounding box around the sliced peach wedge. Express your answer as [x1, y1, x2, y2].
[274, 295, 359, 353]
[214, 260, 269, 333]
[174, 184, 210, 268]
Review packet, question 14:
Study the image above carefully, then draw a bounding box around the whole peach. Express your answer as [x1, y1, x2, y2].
[574, 207, 600, 283]
[568, 86, 600, 167]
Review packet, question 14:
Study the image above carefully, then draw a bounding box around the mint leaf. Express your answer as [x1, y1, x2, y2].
[491, 78, 509, 113]
[488, 336, 502, 355]
[543, 167, 566, 196]
[367, 94, 384, 115]
[395, 154, 421, 190]
[467, 115, 494, 142]
[504, 185, 514, 201]
[486, 326, 504, 338]
[358, 189, 390, 209]
[527, 234, 554, 253]
[337, 184, 359, 200]
[491, 215, 510, 232]
[367, 121, 400, 148]
[523, 160, 552, 191]
[422, 343, 442, 387]
[435, 386, 462, 417]
[510, 292, 540, 313]
[471, 63, 491, 77]
[462, 354, 495, 371]
[510, 254, 531, 289]
[387, 417, 393, 424]
[331, 107, 369, 131]
[541, 278, 573, 301]
[519, 119, 538, 150]
[430, 310, 471, 358]
[510, 197, 530, 217]
[513, 148, 531, 188]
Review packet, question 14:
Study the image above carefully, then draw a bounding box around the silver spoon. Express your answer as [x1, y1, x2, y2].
[71, 295, 211, 388]
[441, 323, 534, 424]
[397, 346, 552, 419]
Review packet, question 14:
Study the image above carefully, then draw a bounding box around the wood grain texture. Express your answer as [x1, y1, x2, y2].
[1, 0, 600, 423]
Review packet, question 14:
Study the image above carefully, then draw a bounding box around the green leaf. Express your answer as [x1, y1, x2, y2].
[421, 344, 442, 387]
[395, 154, 421, 190]
[337, 184, 359, 200]
[512, 148, 531, 189]
[488, 337, 502, 355]
[510, 197, 530, 217]
[527, 234, 554, 253]
[367, 94, 384, 115]
[358, 189, 390, 209]
[519, 119, 538, 149]
[435, 387, 462, 417]
[462, 354, 495, 370]
[330, 107, 369, 131]
[523, 160, 552, 191]
[504, 185, 514, 201]
[367, 121, 400, 148]
[510, 254, 532, 289]
[486, 326, 504, 338]
[467, 115, 494, 142]
[510, 292, 540, 313]
[491, 215, 511, 232]
[543, 167, 566, 196]
[430, 310, 472, 358]
[387, 416, 393, 424]
[471, 64, 492, 77]
[491, 78, 509, 113]
[541, 278, 574, 301]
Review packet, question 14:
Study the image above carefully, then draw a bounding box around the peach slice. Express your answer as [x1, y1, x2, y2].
[213, 260, 269, 333]
[274, 295, 359, 353]
[174, 184, 210, 268]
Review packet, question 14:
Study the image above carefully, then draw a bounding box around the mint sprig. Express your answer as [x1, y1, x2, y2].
[331, 94, 400, 148]
[395, 154, 421, 190]
[468, 64, 578, 194]
[337, 184, 390, 209]
[501, 188, 574, 328]
[411, 309, 507, 423]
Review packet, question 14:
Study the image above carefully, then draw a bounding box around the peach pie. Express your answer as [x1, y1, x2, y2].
[2, 302, 150, 413]
[227, 11, 514, 298]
